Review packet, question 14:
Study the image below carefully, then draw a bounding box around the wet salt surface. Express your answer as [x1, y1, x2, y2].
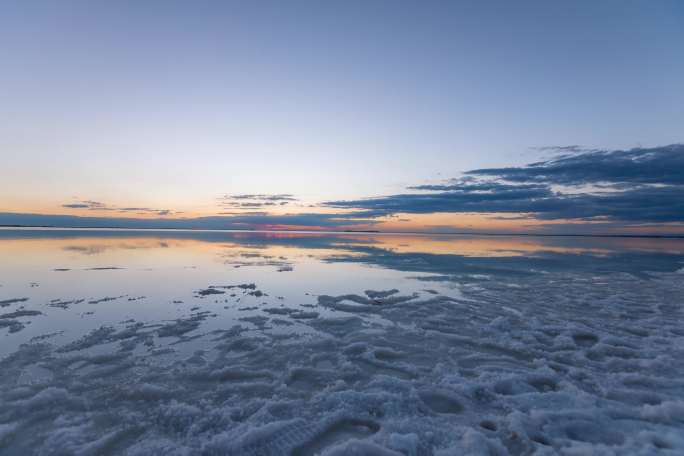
[1, 229, 683, 455]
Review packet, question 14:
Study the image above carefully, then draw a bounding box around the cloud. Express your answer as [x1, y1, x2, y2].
[407, 181, 547, 193]
[62, 200, 177, 216]
[235, 202, 277, 208]
[531, 145, 586, 154]
[325, 144, 684, 224]
[62, 200, 109, 209]
[326, 181, 553, 216]
[466, 144, 684, 187]
[217, 193, 300, 210]
[228, 194, 298, 202]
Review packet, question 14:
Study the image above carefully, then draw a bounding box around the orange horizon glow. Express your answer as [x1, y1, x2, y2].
[2, 203, 684, 236]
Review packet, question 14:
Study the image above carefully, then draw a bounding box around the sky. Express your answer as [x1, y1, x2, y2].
[1, 1, 683, 234]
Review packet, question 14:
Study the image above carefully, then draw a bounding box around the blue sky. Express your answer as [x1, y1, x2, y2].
[1, 1, 683, 233]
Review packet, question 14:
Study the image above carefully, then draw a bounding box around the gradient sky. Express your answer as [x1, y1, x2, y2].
[1, 1, 683, 233]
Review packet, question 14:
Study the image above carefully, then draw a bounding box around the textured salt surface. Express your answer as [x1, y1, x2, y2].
[0, 298, 29, 308]
[1, 270, 683, 455]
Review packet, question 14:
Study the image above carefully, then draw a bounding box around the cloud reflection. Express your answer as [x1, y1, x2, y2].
[3, 229, 683, 278]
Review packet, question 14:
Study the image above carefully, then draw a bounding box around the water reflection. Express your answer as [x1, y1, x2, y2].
[2, 229, 684, 453]
[2, 227, 683, 262]
[1, 228, 683, 272]
[1, 228, 683, 354]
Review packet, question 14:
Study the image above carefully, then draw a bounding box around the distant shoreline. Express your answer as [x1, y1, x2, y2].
[1, 225, 683, 239]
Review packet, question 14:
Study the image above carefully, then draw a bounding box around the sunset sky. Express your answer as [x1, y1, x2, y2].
[1, 1, 683, 234]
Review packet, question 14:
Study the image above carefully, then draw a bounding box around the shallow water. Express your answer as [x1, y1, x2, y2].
[1, 228, 683, 455]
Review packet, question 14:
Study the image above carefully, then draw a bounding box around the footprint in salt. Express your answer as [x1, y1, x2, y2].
[293, 418, 381, 456]
[418, 388, 465, 414]
[572, 332, 599, 347]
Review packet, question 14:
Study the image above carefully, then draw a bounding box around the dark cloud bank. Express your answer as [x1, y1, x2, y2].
[326, 144, 684, 224]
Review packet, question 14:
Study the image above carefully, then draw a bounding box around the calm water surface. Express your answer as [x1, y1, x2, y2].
[1, 229, 683, 454]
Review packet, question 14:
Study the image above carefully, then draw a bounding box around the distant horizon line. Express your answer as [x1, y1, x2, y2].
[2, 224, 683, 240]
